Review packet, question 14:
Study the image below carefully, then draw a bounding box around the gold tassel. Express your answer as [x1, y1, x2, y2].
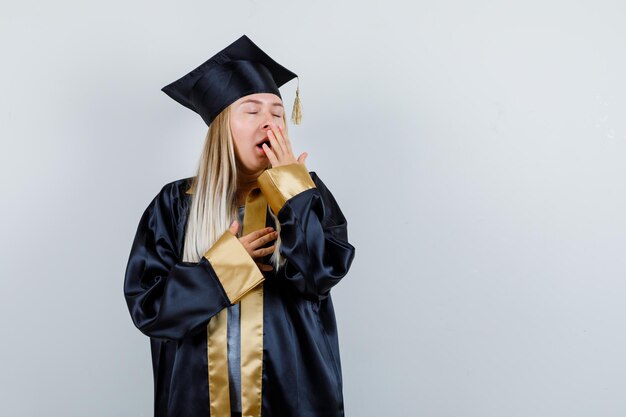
[291, 78, 302, 125]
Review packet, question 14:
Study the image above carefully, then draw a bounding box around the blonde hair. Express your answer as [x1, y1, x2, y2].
[182, 105, 288, 273]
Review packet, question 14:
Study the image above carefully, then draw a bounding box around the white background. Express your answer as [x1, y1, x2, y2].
[1, 1, 625, 416]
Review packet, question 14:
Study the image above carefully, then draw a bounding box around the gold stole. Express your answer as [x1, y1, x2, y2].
[195, 163, 315, 417]
[207, 186, 266, 417]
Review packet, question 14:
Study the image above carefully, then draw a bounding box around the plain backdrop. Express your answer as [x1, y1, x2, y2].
[1, 1, 625, 416]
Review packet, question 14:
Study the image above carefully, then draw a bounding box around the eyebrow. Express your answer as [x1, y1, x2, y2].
[239, 99, 283, 108]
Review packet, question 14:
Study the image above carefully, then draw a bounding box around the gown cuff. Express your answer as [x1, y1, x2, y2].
[257, 163, 316, 215]
[203, 231, 265, 304]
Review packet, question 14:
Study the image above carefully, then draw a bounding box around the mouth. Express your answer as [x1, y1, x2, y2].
[256, 138, 271, 149]
[255, 137, 271, 157]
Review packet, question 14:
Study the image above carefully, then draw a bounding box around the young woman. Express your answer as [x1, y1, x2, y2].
[123, 35, 356, 417]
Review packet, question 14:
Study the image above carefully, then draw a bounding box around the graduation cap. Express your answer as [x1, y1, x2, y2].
[161, 34, 302, 127]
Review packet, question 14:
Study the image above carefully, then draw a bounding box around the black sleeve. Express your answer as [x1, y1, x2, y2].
[274, 172, 356, 300]
[123, 184, 231, 341]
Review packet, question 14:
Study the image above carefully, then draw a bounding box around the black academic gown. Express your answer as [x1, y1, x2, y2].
[123, 170, 355, 417]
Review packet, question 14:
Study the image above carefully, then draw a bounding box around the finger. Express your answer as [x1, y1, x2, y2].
[242, 227, 274, 244]
[250, 230, 277, 248]
[247, 235, 276, 254]
[251, 239, 277, 256]
[267, 129, 283, 160]
[271, 124, 289, 157]
[228, 220, 239, 236]
[277, 125, 294, 157]
[297, 152, 307, 164]
[256, 262, 274, 272]
[247, 227, 274, 243]
[252, 244, 276, 258]
[262, 143, 279, 167]
[267, 129, 284, 160]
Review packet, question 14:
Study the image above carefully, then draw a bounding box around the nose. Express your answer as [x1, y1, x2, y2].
[261, 114, 273, 130]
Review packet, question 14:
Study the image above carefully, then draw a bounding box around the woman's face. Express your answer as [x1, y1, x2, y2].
[230, 92, 285, 173]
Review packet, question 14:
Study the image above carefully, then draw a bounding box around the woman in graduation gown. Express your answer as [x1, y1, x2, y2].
[123, 35, 356, 417]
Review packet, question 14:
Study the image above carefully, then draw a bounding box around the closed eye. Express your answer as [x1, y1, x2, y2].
[246, 112, 282, 117]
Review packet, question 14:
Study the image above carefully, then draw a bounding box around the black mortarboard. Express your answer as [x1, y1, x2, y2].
[161, 34, 301, 127]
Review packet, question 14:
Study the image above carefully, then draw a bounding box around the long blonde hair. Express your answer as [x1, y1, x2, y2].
[182, 105, 287, 272]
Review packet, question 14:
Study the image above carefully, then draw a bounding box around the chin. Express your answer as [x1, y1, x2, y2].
[241, 159, 267, 173]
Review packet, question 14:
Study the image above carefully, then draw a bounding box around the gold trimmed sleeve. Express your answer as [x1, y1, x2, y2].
[203, 231, 264, 304]
[257, 163, 316, 215]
